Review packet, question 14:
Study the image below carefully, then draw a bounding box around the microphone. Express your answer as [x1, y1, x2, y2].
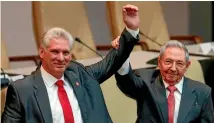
[75, 37, 103, 59]
[1, 68, 10, 89]
[139, 30, 162, 47]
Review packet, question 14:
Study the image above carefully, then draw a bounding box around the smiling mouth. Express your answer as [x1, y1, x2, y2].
[168, 74, 178, 77]
[54, 64, 65, 67]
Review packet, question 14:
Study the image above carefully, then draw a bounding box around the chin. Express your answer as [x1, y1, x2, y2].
[167, 77, 179, 83]
[165, 76, 177, 83]
[53, 67, 65, 72]
[168, 80, 176, 83]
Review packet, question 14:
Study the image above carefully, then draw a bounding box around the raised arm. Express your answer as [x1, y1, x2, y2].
[86, 4, 140, 83]
[115, 58, 145, 99]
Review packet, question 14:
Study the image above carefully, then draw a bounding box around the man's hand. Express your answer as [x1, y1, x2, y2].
[111, 36, 120, 50]
[123, 4, 140, 31]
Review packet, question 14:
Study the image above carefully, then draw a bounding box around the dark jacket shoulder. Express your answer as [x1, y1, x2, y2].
[134, 68, 160, 83]
[67, 60, 85, 70]
[185, 77, 211, 95]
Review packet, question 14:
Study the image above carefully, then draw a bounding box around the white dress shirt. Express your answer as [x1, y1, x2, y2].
[118, 59, 184, 123]
[163, 78, 184, 123]
[41, 66, 83, 123]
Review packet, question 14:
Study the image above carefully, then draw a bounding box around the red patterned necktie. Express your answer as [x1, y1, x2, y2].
[56, 80, 74, 123]
[167, 85, 177, 123]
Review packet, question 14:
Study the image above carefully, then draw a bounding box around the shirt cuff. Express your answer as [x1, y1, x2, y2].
[117, 57, 130, 75]
[126, 27, 139, 38]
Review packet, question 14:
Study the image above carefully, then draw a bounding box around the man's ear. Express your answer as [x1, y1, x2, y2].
[39, 46, 44, 59]
[157, 56, 161, 68]
[185, 60, 191, 71]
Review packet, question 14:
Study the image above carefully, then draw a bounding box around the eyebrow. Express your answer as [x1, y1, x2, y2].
[164, 58, 185, 62]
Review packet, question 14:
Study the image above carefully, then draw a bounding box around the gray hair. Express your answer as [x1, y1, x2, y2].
[41, 27, 74, 50]
[159, 40, 189, 62]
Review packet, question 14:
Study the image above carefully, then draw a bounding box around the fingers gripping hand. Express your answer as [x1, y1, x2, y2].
[111, 36, 120, 49]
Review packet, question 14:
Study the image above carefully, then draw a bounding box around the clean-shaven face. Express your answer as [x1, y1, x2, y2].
[158, 47, 190, 85]
[39, 37, 71, 79]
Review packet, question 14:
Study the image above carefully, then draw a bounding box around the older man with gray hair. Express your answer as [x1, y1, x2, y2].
[113, 40, 214, 123]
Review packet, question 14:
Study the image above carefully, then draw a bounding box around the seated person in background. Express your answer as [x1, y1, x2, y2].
[2, 4, 140, 123]
[112, 39, 214, 123]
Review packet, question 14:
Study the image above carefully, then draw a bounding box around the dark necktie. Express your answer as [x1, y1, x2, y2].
[167, 85, 177, 123]
[56, 80, 74, 123]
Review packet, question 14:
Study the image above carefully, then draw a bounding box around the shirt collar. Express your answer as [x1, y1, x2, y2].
[162, 77, 184, 94]
[40, 66, 66, 87]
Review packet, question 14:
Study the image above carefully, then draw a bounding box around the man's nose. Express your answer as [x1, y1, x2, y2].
[170, 62, 177, 71]
[57, 53, 65, 61]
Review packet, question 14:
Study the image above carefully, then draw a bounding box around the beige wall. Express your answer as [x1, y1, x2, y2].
[1, 1, 212, 68]
[1, 1, 38, 68]
[161, 1, 189, 35]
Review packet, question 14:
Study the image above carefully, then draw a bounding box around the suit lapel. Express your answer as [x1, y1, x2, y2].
[142, 70, 167, 123]
[65, 70, 89, 123]
[32, 70, 53, 123]
[177, 78, 196, 123]
[152, 76, 168, 123]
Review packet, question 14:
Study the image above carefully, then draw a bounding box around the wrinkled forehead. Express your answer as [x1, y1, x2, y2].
[161, 47, 186, 61]
[47, 37, 71, 49]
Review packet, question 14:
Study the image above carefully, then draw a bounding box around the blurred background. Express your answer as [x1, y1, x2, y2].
[1, 1, 213, 68]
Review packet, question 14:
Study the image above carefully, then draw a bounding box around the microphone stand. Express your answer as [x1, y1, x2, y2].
[139, 30, 162, 47]
[75, 37, 103, 59]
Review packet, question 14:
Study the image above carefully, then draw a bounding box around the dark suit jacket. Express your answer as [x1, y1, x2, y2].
[1, 29, 139, 123]
[115, 68, 214, 123]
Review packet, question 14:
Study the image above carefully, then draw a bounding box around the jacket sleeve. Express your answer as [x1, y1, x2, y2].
[85, 28, 139, 84]
[200, 88, 214, 123]
[1, 84, 23, 123]
[115, 65, 145, 99]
